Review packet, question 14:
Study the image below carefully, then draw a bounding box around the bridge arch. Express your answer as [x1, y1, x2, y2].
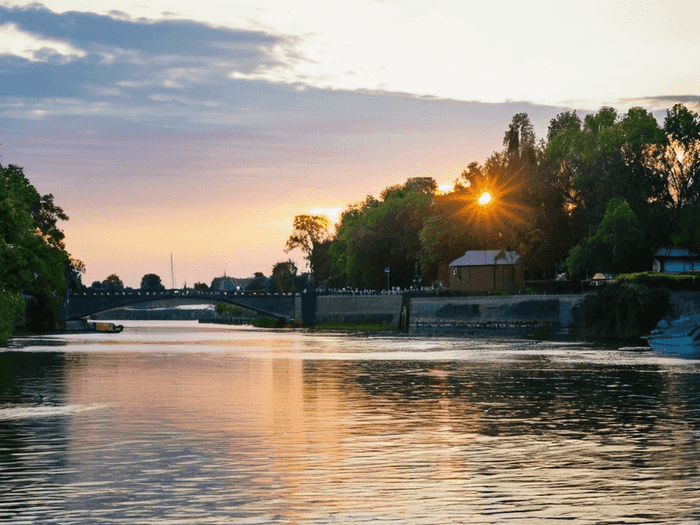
[62, 290, 295, 321]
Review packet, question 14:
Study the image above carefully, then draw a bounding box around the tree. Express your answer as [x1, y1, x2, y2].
[1, 163, 72, 332]
[418, 214, 463, 270]
[566, 197, 644, 278]
[285, 215, 331, 278]
[544, 106, 667, 269]
[645, 103, 700, 232]
[245, 272, 269, 292]
[193, 282, 208, 291]
[103, 274, 124, 290]
[272, 260, 298, 293]
[503, 112, 537, 166]
[670, 204, 700, 255]
[329, 183, 432, 289]
[403, 177, 437, 194]
[140, 273, 164, 290]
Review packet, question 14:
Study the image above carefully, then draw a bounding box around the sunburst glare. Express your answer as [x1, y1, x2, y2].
[478, 191, 492, 206]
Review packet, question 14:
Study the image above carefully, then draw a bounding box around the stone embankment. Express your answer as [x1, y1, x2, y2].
[409, 294, 588, 335]
[295, 293, 589, 333]
[295, 295, 406, 328]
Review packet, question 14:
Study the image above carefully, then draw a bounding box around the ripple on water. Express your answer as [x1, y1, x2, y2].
[1, 326, 700, 523]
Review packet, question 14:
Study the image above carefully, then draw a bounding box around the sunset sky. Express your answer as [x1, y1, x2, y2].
[2, 0, 699, 288]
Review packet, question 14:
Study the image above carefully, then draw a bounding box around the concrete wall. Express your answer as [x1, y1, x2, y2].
[410, 294, 588, 330]
[296, 295, 406, 328]
[293, 291, 700, 332]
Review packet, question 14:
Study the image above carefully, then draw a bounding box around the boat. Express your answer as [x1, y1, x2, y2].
[642, 314, 700, 354]
[64, 320, 124, 333]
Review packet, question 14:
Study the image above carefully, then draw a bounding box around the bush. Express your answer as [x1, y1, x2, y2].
[252, 317, 279, 328]
[616, 272, 700, 291]
[580, 282, 671, 340]
[216, 303, 242, 320]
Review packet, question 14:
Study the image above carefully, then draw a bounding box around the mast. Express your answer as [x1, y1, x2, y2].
[170, 253, 175, 290]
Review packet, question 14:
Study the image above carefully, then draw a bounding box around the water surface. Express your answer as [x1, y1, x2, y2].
[2, 322, 700, 523]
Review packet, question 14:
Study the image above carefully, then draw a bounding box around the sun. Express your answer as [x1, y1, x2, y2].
[477, 191, 492, 206]
[439, 173, 531, 237]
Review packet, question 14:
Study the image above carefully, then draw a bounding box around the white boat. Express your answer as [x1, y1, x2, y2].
[642, 314, 700, 354]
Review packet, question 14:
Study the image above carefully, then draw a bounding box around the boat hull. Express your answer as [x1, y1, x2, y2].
[643, 337, 700, 355]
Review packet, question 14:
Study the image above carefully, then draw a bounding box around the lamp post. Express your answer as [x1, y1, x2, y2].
[385, 267, 390, 292]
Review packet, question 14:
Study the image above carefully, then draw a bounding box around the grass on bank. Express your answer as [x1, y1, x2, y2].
[313, 321, 393, 331]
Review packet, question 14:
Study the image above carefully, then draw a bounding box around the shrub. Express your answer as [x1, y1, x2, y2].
[216, 303, 242, 320]
[616, 272, 700, 291]
[252, 317, 279, 328]
[580, 282, 671, 340]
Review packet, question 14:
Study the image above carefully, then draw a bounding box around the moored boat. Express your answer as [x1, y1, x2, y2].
[64, 320, 124, 333]
[642, 314, 700, 354]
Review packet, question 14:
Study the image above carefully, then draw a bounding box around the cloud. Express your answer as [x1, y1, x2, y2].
[617, 96, 700, 115]
[0, 21, 87, 62]
[0, 4, 296, 119]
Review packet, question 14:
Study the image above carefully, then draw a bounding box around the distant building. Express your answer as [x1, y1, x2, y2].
[653, 247, 700, 273]
[449, 250, 525, 292]
[210, 276, 252, 291]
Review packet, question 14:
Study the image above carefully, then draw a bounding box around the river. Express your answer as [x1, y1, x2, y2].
[1, 321, 700, 523]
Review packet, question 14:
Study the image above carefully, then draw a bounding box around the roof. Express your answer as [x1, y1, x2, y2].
[654, 247, 700, 259]
[449, 250, 520, 267]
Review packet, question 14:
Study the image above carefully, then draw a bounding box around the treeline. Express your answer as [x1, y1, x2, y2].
[286, 104, 700, 290]
[1, 164, 82, 343]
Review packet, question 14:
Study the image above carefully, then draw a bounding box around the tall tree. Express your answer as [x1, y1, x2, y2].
[1, 163, 72, 332]
[285, 215, 331, 278]
[646, 103, 700, 232]
[544, 106, 667, 263]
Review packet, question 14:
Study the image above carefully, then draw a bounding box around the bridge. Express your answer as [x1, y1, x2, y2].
[61, 289, 295, 321]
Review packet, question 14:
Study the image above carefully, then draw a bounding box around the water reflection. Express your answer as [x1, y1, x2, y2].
[1, 324, 700, 522]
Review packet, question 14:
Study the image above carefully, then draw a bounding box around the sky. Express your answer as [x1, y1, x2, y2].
[1, 0, 699, 288]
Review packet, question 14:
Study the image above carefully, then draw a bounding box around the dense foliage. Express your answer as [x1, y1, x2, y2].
[216, 303, 242, 319]
[579, 282, 671, 340]
[616, 272, 700, 291]
[1, 163, 79, 338]
[286, 104, 700, 290]
[140, 273, 164, 290]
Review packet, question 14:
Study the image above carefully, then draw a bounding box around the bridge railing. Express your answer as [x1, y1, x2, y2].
[68, 290, 299, 297]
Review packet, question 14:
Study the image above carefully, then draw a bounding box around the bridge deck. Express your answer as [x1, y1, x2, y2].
[62, 290, 296, 320]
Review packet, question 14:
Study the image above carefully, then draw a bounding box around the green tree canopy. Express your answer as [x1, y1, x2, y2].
[566, 197, 645, 278]
[104, 274, 125, 290]
[330, 181, 433, 289]
[285, 214, 331, 279]
[140, 273, 163, 290]
[1, 163, 73, 333]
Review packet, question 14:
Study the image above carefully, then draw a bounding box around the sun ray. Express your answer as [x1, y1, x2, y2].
[439, 172, 532, 245]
